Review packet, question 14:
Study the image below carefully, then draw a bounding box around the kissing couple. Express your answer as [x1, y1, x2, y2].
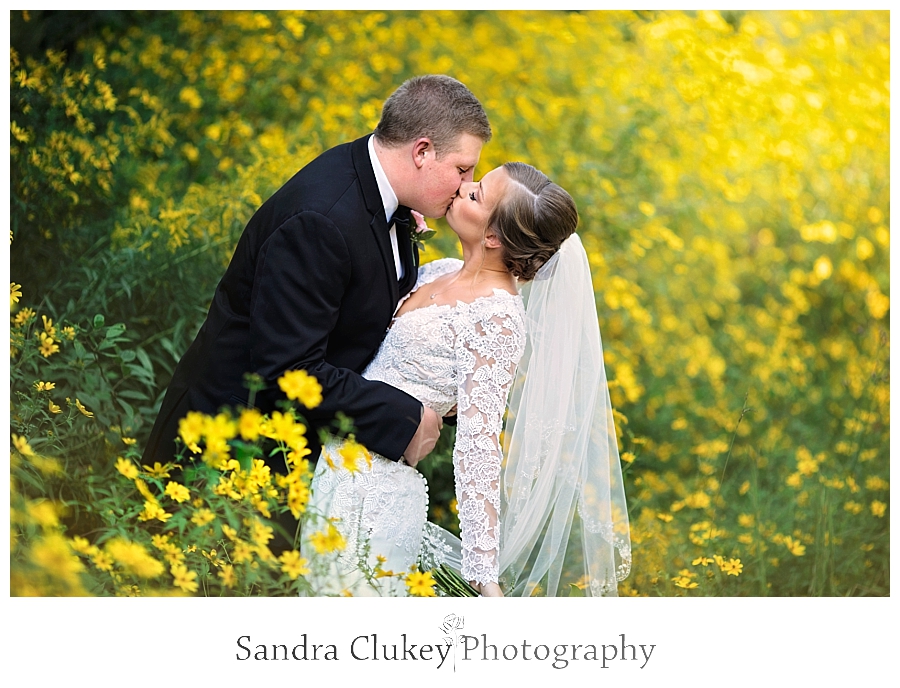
[143, 75, 631, 596]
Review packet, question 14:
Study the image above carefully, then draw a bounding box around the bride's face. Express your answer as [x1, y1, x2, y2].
[445, 166, 510, 242]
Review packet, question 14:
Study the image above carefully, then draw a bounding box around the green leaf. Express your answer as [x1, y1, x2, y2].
[105, 323, 127, 339]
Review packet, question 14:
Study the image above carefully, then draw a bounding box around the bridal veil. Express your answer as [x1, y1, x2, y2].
[499, 233, 631, 596]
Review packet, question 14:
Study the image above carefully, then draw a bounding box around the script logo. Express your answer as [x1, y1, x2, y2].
[438, 613, 465, 672]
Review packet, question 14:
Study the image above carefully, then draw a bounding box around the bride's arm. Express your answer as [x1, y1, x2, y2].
[452, 304, 525, 595]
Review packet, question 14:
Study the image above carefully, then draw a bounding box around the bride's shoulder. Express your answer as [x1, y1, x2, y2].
[459, 288, 525, 328]
[417, 257, 463, 284]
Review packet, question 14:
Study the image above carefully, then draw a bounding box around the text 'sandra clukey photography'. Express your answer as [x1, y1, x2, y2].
[235, 614, 655, 670]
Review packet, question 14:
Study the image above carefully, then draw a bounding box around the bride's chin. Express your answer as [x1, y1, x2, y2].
[444, 215, 462, 237]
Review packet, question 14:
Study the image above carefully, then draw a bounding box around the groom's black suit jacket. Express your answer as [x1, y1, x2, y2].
[142, 135, 423, 467]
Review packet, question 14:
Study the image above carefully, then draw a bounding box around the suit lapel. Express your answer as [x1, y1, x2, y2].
[351, 136, 400, 307]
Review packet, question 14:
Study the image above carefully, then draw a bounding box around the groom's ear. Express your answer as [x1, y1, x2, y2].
[411, 138, 433, 169]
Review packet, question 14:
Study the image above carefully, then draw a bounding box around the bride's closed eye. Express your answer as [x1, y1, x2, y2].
[468, 191, 477, 201]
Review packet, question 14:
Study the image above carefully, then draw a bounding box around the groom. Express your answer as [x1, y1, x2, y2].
[142, 75, 491, 481]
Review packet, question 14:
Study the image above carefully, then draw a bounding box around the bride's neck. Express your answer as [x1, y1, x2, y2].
[457, 244, 509, 281]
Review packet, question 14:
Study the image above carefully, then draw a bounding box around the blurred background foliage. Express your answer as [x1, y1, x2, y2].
[10, 9, 889, 596]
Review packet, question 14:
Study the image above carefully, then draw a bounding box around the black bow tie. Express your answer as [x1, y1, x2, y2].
[391, 206, 411, 234]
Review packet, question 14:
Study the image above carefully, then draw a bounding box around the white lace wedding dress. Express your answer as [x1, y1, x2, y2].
[305, 258, 526, 596]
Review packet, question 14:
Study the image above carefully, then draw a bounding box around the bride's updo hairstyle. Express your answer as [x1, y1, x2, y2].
[488, 162, 578, 282]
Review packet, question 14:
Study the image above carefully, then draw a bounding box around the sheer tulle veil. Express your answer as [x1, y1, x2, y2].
[499, 233, 631, 596]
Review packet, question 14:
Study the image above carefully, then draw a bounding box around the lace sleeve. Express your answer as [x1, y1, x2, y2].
[452, 296, 525, 587]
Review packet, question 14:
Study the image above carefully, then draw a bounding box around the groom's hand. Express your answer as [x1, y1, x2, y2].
[402, 406, 442, 468]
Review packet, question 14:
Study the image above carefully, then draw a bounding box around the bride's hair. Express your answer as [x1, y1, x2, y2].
[489, 162, 579, 281]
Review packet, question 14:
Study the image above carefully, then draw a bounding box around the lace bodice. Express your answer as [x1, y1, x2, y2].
[362, 258, 526, 585]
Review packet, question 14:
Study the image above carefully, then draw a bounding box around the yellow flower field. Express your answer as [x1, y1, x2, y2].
[10, 10, 888, 596]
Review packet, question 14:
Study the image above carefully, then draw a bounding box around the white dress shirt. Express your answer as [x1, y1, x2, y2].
[367, 134, 404, 280]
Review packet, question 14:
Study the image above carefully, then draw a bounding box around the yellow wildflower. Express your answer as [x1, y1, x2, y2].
[105, 538, 165, 578]
[179, 411, 207, 447]
[684, 491, 711, 509]
[27, 499, 59, 529]
[30, 535, 85, 591]
[238, 407, 262, 441]
[31, 455, 63, 476]
[672, 576, 698, 589]
[405, 569, 437, 597]
[265, 410, 307, 448]
[338, 437, 371, 473]
[164, 481, 191, 503]
[134, 478, 157, 503]
[179, 86, 204, 109]
[248, 518, 274, 547]
[308, 523, 346, 554]
[75, 398, 93, 418]
[39, 332, 59, 358]
[141, 461, 172, 479]
[69, 536, 99, 557]
[13, 307, 35, 325]
[218, 564, 237, 588]
[279, 550, 311, 580]
[42, 314, 56, 339]
[783, 536, 806, 556]
[62, 326, 76, 340]
[620, 451, 636, 464]
[865, 476, 889, 491]
[657, 512, 673, 522]
[870, 501, 886, 518]
[33, 380, 56, 392]
[231, 540, 254, 564]
[138, 500, 171, 523]
[151, 534, 173, 551]
[171, 564, 199, 593]
[692, 556, 713, 566]
[738, 481, 750, 495]
[12, 433, 34, 456]
[204, 412, 238, 443]
[287, 480, 310, 518]
[48, 399, 62, 414]
[278, 369, 323, 408]
[844, 501, 863, 515]
[190, 508, 216, 526]
[92, 551, 115, 572]
[720, 558, 743, 576]
[373, 555, 395, 579]
[115, 457, 139, 480]
[10, 282, 22, 307]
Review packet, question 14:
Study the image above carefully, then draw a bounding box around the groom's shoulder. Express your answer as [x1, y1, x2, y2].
[271, 137, 368, 215]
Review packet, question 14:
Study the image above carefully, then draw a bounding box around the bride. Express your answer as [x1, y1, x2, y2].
[305, 162, 631, 597]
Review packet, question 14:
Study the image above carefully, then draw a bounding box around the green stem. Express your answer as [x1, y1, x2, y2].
[750, 452, 768, 596]
[704, 390, 751, 547]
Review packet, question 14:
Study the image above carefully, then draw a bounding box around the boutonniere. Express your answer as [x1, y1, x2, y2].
[410, 210, 436, 251]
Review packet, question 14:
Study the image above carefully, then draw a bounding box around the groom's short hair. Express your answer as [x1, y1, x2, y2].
[374, 75, 491, 157]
